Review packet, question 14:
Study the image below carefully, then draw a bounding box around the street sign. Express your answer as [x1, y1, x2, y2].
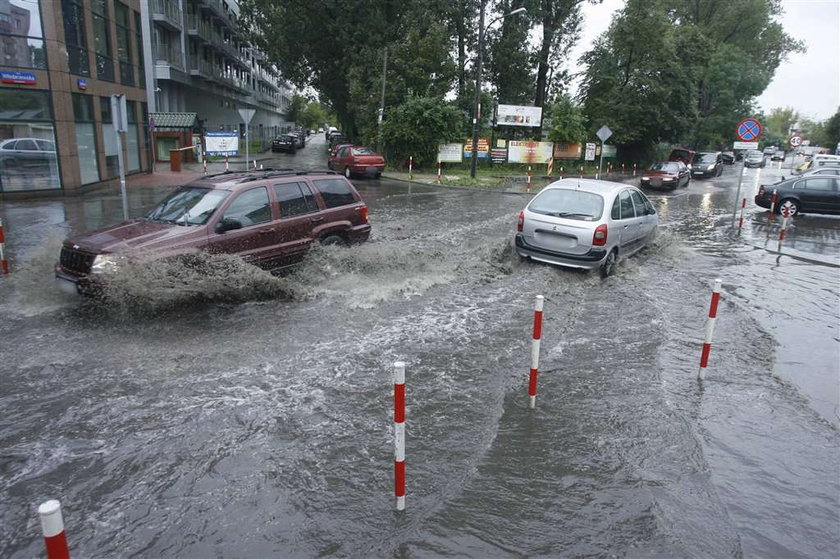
[238, 108, 256, 124]
[733, 141, 759, 150]
[736, 118, 762, 142]
[596, 125, 613, 142]
[585, 143, 596, 161]
[789, 135, 802, 147]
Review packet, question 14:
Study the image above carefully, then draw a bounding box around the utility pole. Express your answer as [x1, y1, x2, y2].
[470, 0, 486, 179]
[378, 46, 387, 153]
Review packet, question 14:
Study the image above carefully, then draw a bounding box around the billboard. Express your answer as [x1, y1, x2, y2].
[508, 141, 553, 164]
[437, 143, 463, 163]
[553, 142, 582, 159]
[205, 131, 239, 156]
[463, 137, 490, 158]
[497, 104, 542, 127]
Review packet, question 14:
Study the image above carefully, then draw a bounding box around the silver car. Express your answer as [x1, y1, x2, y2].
[515, 179, 658, 277]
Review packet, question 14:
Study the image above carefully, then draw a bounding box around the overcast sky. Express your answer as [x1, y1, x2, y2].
[566, 0, 840, 121]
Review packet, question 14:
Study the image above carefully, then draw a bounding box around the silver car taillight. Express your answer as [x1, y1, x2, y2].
[517, 211, 524, 232]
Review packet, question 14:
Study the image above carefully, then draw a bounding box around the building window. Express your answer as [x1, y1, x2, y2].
[125, 99, 140, 172]
[0, 0, 47, 70]
[115, 2, 133, 86]
[72, 94, 100, 185]
[91, 0, 114, 81]
[0, 88, 59, 192]
[61, 0, 89, 75]
[100, 96, 119, 178]
[134, 10, 145, 88]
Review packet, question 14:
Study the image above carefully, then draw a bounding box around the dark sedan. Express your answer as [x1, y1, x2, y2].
[271, 134, 298, 154]
[755, 176, 840, 216]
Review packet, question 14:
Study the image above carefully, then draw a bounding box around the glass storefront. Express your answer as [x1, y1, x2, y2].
[73, 94, 100, 185]
[125, 100, 140, 172]
[0, 88, 60, 192]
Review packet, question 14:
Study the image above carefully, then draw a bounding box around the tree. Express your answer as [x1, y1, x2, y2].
[380, 97, 464, 168]
[546, 94, 586, 144]
[531, 0, 585, 113]
[822, 109, 840, 149]
[486, 0, 534, 106]
[286, 94, 306, 126]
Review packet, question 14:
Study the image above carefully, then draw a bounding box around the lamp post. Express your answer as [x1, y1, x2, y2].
[470, 3, 527, 178]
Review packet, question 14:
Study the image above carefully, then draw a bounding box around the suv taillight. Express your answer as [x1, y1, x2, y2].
[360, 205, 369, 223]
[517, 211, 524, 232]
[593, 224, 608, 246]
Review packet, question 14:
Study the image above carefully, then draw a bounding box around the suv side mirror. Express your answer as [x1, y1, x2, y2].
[215, 217, 243, 233]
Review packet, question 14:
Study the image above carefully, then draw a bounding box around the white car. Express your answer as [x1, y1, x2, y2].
[515, 179, 658, 278]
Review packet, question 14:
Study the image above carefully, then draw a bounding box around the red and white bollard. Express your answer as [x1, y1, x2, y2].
[39, 500, 70, 559]
[253, 159, 258, 169]
[633, 163, 637, 176]
[579, 166, 584, 178]
[393, 361, 406, 511]
[527, 165, 532, 192]
[224, 156, 229, 171]
[698, 279, 722, 381]
[769, 188, 778, 221]
[409, 156, 413, 180]
[621, 163, 625, 174]
[560, 166, 564, 179]
[528, 295, 544, 408]
[0, 217, 9, 275]
[778, 205, 791, 251]
[738, 197, 746, 231]
[437, 161, 441, 183]
[203, 158, 208, 175]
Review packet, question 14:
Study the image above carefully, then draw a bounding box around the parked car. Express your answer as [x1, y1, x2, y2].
[691, 151, 724, 178]
[327, 134, 348, 152]
[668, 148, 696, 170]
[640, 161, 690, 189]
[799, 167, 840, 177]
[514, 179, 658, 278]
[55, 170, 371, 295]
[328, 142, 353, 158]
[271, 134, 298, 153]
[744, 150, 766, 168]
[293, 130, 306, 148]
[721, 151, 736, 164]
[771, 149, 785, 161]
[755, 175, 840, 216]
[0, 137, 57, 169]
[328, 145, 386, 178]
[763, 146, 777, 156]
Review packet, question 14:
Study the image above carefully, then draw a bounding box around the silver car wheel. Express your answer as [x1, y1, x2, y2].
[600, 250, 616, 278]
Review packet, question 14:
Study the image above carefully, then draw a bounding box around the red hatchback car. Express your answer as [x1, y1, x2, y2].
[640, 161, 690, 189]
[328, 145, 386, 179]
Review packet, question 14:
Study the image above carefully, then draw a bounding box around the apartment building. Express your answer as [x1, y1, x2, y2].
[143, 0, 292, 160]
[0, 0, 151, 195]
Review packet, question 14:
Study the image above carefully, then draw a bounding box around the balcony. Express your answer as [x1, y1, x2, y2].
[153, 43, 184, 71]
[186, 14, 211, 42]
[151, 0, 183, 31]
[189, 57, 213, 79]
[201, 0, 237, 29]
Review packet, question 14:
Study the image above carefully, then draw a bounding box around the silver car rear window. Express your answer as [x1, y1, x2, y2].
[529, 189, 604, 221]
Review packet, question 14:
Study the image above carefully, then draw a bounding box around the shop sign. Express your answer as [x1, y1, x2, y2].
[463, 137, 490, 158]
[1, 71, 37, 85]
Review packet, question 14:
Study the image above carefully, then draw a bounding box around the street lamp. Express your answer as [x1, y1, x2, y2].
[470, 3, 527, 178]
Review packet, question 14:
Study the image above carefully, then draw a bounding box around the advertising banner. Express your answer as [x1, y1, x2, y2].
[463, 137, 490, 158]
[437, 143, 463, 163]
[205, 131, 239, 156]
[508, 141, 554, 164]
[585, 142, 596, 161]
[497, 105, 542, 127]
[491, 148, 508, 163]
[553, 142, 582, 159]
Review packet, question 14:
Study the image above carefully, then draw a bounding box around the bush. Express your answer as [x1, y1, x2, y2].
[381, 97, 463, 170]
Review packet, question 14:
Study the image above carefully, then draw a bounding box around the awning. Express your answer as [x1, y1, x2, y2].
[150, 112, 198, 129]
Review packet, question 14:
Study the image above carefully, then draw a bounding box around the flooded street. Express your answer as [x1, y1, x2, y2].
[1, 141, 838, 558]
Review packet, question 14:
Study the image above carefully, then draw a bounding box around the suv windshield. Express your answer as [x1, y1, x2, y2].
[145, 187, 230, 226]
[529, 188, 604, 221]
[693, 153, 717, 163]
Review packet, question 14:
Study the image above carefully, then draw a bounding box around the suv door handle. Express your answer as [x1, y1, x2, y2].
[258, 228, 275, 235]
[311, 217, 324, 223]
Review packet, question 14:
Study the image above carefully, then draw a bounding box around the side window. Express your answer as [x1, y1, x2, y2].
[630, 190, 648, 216]
[16, 139, 37, 151]
[620, 190, 635, 219]
[798, 178, 835, 191]
[313, 178, 357, 208]
[222, 187, 271, 226]
[611, 195, 621, 220]
[337, 147, 348, 157]
[273, 182, 317, 217]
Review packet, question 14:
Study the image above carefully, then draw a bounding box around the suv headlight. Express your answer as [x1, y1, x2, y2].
[90, 254, 125, 275]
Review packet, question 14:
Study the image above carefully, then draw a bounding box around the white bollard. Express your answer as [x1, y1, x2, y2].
[39, 500, 70, 559]
[529, 295, 544, 408]
[698, 279, 722, 380]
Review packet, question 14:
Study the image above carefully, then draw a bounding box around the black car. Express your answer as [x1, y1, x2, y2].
[721, 151, 735, 165]
[271, 134, 298, 154]
[294, 130, 306, 149]
[691, 151, 724, 178]
[755, 175, 840, 216]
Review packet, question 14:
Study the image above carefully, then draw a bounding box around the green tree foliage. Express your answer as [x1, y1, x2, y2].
[580, 0, 695, 160]
[299, 101, 331, 131]
[821, 109, 840, 149]
[286, 94, 306, 126]
[546, 94, 586, 144]
[531, 0, 585, 112]
[487, 0, 534, 105]
[380, 97, 464, 169]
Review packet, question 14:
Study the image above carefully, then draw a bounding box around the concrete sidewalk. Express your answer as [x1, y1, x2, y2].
[127, 150, 278, 189]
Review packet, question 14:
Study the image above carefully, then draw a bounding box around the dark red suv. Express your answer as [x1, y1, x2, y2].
[55, 170, 370, 294]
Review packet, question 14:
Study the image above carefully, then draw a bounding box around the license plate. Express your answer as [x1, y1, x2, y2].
[366, 166, 379, 173]
[56, 276, 79, 295]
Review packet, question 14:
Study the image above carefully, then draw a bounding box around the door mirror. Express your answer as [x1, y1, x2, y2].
[215, 217, 243, 233]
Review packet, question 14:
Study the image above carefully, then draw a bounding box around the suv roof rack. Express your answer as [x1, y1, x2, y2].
[235, 169, 340, 184]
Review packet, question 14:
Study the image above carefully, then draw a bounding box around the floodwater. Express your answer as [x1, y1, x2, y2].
[0, 143, 838, 558]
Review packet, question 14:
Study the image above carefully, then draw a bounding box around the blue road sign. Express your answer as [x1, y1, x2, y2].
[736, 118, 762, 142]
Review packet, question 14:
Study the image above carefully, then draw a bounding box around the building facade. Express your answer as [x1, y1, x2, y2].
[0, 0, 151, 195]
[144, 0, 292, 161]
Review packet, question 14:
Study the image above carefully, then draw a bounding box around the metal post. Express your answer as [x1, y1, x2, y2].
[245, 124, 249, 171]
[378, 46, 387, 154]
[115, 125, 128, 220]
[731, 158, 747, 227]
[597, 142, 604, 179]
[470, 0, 486, 179]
